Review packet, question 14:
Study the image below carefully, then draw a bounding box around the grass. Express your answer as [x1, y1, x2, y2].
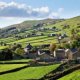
[0, 64, 60, 80]
[8, 36, 47, 44]
[0, 37, 17, 43]
[0, 59, 32, 63]
[21, 36, 57, 47]
[0, 64, 27, 73]
[0, 35, 57, 49]
[58, 70, 80, 80]
[0, 16, 80, 50]
[0, 36, 48, 49]
[0, 46, 8, 50]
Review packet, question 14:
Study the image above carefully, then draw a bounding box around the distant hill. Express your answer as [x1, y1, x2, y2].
[0, 16, 80, 38]
[0, 18, 64, 38]
[6, 18, 64, 29]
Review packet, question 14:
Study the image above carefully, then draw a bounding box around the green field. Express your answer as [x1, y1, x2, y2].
[0, 16, 80, 50]
[0, 37, 17, 43]
[0, 64, 60, 80]
[0, 59, 32, 63]
[0, 64, 27, 73]
[58, 70, 80, 80]
[0, 35, 57, 49]
[0, 21, 79, 50]
[0, 46, 8, 50]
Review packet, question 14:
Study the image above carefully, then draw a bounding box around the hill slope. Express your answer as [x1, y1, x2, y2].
[52, 16, 80, 29]
[7, 18, 64, 29]
[0, 19, 64, 38]
[0, 16, 80, 38]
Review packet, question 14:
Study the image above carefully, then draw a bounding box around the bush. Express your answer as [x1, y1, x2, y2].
[15, 48, 25, 56]
[64, 43, 71, 49]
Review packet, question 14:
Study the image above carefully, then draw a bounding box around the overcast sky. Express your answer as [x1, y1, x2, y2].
[0, 0, 80, 28]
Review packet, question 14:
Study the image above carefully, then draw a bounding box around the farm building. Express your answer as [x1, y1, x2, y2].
[38, 53, 54, 62]
[53, 49, 66, 61]
[53, 48, 80, 61]
[65, 48, 80, 60]
[37, 50, 54, 62]
[65, 49, 73, 60]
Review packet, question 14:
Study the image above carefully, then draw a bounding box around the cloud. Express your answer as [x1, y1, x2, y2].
[48, 8, 64, 19]
[0, 1, 64, 19]
[48, 12, 59, 19]
[0, 1, 49, 18]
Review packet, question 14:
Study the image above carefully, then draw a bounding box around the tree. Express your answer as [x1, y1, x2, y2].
[0, 49, 13, 60]
[52, 26, 56, 30]
[17, 44, 22, 48]
[71, 29, 76, 39]
[64, 43, 71, 49]
[70, 34, 80, 48]
[15, 48, 25, 56]
[15, 44, 24, 56]
[0, 42, 4, 46]
[49, 43, 56, 54]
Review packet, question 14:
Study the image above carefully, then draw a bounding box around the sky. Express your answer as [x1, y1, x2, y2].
[0, 0, 80, 28]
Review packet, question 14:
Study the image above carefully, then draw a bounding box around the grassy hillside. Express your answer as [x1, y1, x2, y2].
[0, 16, 80, 38]
[6, 18, 64, 29]
[0, 18, 64, 38]
[0, 16, 80, 80]
[0, 16, 80, 50]
[58, 70, 80, 80]
[44, 16, 80, 28]
[41, 17, 79, 38]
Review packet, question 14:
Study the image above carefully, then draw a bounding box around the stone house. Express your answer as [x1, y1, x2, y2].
[53, 48, 78, 61]
[65, 49, 73, 60]
[53, 49, 66, 61]
[65, 48, 80, 60]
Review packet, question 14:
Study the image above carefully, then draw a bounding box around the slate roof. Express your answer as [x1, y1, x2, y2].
[70, 48, 78, 54]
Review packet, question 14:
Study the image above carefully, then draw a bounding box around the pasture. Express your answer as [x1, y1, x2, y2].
[0, 35, 57, 50]
[0, 63, 60, 80]
[0, 64, 28, 73]
[58, 70, 80, 80]
[0, 59, 32, 63]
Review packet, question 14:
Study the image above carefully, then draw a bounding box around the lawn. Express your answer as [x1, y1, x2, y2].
[0, 64, 60, 80]
[58, 70, 80, 80]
